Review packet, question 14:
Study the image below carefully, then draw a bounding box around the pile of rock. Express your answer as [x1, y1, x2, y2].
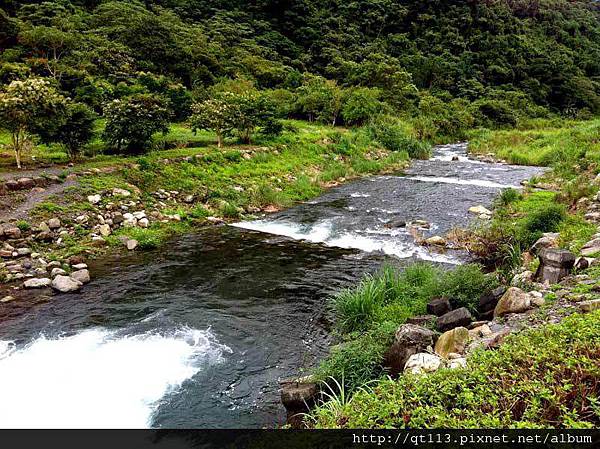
[0, 175, 61, 195]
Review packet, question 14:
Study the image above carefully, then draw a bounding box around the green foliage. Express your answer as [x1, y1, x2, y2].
[313, 311, 600, 429]
[103, 93, 171, 154]
[37, 102, 96, 159]
[341, 87, 386, 126]
[368, 115, 431, 159]
[296, 74, 343, 125]
[190, 92, 240, 148]
[495, 188, 522, 208]
[520, 203, 567, 247]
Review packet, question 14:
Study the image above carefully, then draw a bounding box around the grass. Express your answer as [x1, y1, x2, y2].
[316, 263, 497, 393]
[312, 310, 600, 429]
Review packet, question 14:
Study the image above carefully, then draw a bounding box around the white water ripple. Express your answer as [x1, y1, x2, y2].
[0, 327, 231, 428]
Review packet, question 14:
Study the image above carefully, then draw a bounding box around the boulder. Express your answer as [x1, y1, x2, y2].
[98, 224, 111, 237]
[581, 238, 600, 257]
[575, 257, 594, 270]
[2, 225, 21, 240]
[386, 218, 406, 228]
[112, 188, 131, 197]
[434, 327, 469, 358]
[383, 324, 436, 377]
[1, 295, 15, 303]
[87, 194, 102, 204]
[530, 233, 559, 255]
[23, 278, 51, 288]
[510, 270, 534, 286]
[52, 275, 82, 293]
[579, 299, 600, 313]
[493, 287, 531, 317]
[138, 218, 149, 228]
[126, 239, 138, 250]
[427, 297, 452, 317]
[425, 235, 446, 246]
[280, 378, 320, 428]
[72, 263, 88, 270]
[468, 205, 492, 216]
[405, 315, 436, 327]
[479, 286, 507, 316]
[70, 269, 90, 284]
[536, 248, 575, 284]
[437, 307, 472, 332]
[404, 353, 442, 375]
[50, 267, 67, 278]
[17, 177, 35, 189]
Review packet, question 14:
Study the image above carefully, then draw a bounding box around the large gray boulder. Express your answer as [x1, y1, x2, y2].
[51, 275, 82, 293]
[536, 248, 575, 284]
[383, 324, 436, 377]
[437, 307, 472, 332]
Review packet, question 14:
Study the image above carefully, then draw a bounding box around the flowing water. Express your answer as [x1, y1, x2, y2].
[0, 143, 543, 428]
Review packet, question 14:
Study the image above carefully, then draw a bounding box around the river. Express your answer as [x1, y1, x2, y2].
[0, 143, 542, 428]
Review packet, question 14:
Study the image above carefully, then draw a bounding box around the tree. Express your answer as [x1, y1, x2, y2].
[232, 90, 281, 144]
[0, 77, 67, 168]
[37, 103, 96, 160]
[102, 93, 171, 154]
[297, 75, 343, 125]
[18, 25, 78, 80]
[190, 93, 240, 148]
[341, 87, 386, 126]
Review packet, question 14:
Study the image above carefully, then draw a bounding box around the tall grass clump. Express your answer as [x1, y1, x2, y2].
[367, 116, 431, 159]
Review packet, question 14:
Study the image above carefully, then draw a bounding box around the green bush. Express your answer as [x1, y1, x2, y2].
[313, 311, 600, 429]
[519, 203, 567, 246]
[367, 116, 431, 159]
[473, 99, 518, 129]
[436, 264, 498, 312]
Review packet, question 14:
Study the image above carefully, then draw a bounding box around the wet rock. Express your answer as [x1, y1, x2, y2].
[70, 269, 90, 284]
[579, 299, 600, 313]
[404, 353, 442, 375]
[434, 327, 469, 358]
[530, 233, 559, 255]
[494, 287, 531, 317]
[425, 235, 446, 246]
[23, 278, 51, 288]
[383, 324, 436, 377]
[1, 295, 15, 303]
[427, 297, 452, 317]
[280, 378, 320, 428]
[386, 218, 406, 228]
[437, 307, 472, 332]
[536, 248, 575, 284]
[52, 275, 82, 293]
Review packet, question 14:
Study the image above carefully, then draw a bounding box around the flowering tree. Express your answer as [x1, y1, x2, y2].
[0, 77, 67, 168]
[190, 93, 240, 148]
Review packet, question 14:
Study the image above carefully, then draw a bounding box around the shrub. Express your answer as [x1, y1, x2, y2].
[341, 87, 386, 126]
[519, 203, 567, 246]
[368, 116, 431, 159]
[334, 275, 387, 333]
[313, 311, 600, 429]
[436, 264, 498, 312]
[103, 93, 171, 154]
[473, 99, 518, 129]
[495, 188, 522, 208]
[38, 103, 96, 159]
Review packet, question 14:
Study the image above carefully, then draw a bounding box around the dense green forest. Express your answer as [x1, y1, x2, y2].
[1, 1, 600, 163]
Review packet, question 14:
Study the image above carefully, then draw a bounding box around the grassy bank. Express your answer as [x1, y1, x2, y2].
[21, 120, 410, 261]
[313, 311, 600, 429]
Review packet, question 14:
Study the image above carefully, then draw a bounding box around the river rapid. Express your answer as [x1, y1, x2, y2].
[0, 143, 543, 428]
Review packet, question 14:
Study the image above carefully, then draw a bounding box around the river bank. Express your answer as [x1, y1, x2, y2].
[307, 118, 600, 429]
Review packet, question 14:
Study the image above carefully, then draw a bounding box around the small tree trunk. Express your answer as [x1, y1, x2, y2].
[12, 130, 22, 169]
[217, 131, 223, 148]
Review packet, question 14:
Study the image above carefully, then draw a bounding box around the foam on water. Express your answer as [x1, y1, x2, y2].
[405, 175, 519, 189]
[0, 327, 231, 428]
[232, 220, 459, 264]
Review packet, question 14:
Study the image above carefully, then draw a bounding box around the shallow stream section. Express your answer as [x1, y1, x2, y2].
[0, 143, 543, 428]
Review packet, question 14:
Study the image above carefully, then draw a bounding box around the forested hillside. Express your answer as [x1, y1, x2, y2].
[1, 0, 600, 118]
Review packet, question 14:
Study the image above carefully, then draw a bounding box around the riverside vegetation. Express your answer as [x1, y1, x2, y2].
[1, 0, 600, 429]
